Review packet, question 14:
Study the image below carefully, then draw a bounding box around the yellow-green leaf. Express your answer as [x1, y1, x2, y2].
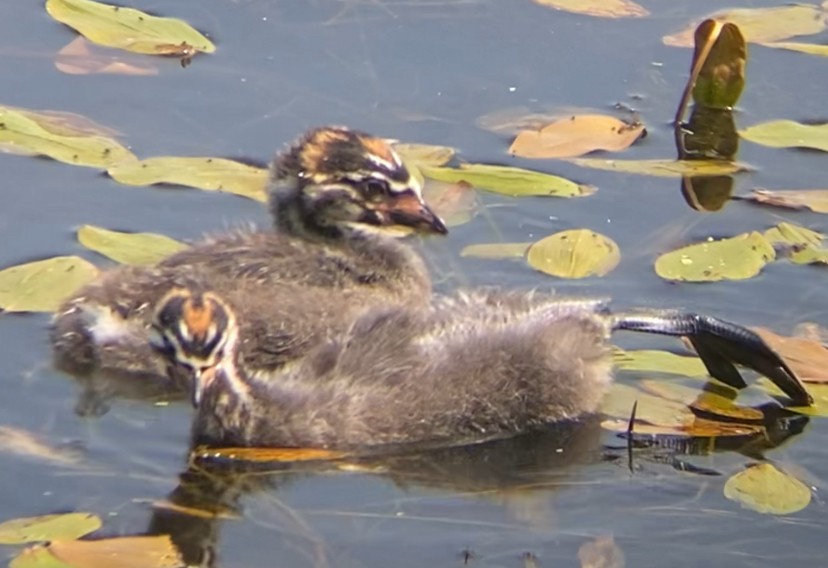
[654, 232, 776, 282]
[9, 545, 72, 568]
[12, 536, 182, 568]
[763, 222, 824, 248]
[532, 0, 648, 18]
[107, 157, 268, 202]
[747, 189, 828, 214]
[600, 383, 694, 427]
[639, 380, 764, 421]
[790, 246, 828, 265]
[740, 120, 828, 152]
[0, 513, 101, 545]
[77, 225, 187, 266]
[509, 114, 646, 159]
[664, 5, 828, 47]
[568, 157, 748, 177]
[761, 41, 828, 57]
[46, 0, 215, 56]
[0, 256, 99, 313]
[724, 463, 811, 515]
[613, 349, 710, 378]
[393, 143, 455, 167]
[420, 163, 595, 197]
[0, 105, 135, 168]
[526, 229, 619, 279]
[460, 242, 532, 259]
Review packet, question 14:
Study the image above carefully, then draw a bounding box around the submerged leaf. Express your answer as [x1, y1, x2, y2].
[78, 225, 188, 266]
[420, 163, 595, 197]
[460, 242, 532, 259]
[0, 426, 84, 467]
[600, 383, 694, 427]
[475, 107, 563, 136]
[526, 229, 620, 279]
[46, 0, 215, 56]
[107, 157, 269, 201]
[639, 380, 764, 422]
[568, 157, 747, 177]
[533, 0, 648, 18]
[739, 120, 828, 152]
[746, 189, 828, 214]
[422, 180, 481, 228]
[55, 37, 158, 76]
[0, 256, 99, 313]
[664, 5, 828, 47]
[578, 536, 625, 568]
[724, 463, 811, 515]
[0, 105, 135, 168]
[509, 114, 645, 159]
[0, 514, 101, 545]
[654, 232, 775, 282]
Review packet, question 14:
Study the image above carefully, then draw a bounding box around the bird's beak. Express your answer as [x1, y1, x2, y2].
[385, 191, 448, 235]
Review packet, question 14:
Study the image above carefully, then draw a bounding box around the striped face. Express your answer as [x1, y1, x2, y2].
[276, 126, 448, 235]
[150, 288, 237, 406]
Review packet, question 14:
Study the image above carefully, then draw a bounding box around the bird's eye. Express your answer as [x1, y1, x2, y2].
[362, 179, 390, 200]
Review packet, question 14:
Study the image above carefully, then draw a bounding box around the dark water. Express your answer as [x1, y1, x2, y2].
[1, 0, 827, 566]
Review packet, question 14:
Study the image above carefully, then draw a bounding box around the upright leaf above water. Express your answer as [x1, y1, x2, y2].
[107, 157, 269, 202]
[685, 20, 746, 111]
[0, 513, 101, 545]
[45, 0, 215, 56]
[0, 105, 135, 168]
[739, 121, 828, 152]
[0, 256, 99, 313]
[420, 163, 594, 197]
[654, 232, 775, 282]
[77, 225, 188, 266]
[526, 229, 620, 279]
[509, 114, 646, 159]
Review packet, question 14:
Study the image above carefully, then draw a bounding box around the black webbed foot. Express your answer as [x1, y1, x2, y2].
[611, 310, 813, 406]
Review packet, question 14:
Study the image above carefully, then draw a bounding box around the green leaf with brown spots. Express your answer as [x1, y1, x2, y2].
[526, 229, 620, 278]
[0, 256, 99, 313]
[724, 463, 811, 515]
[77, 225, 188, 266]
[654, 231, 775, 282]
[419, 163, 595, 197]
[107, 157, 269, 202]
[0, 513, 101, 545]
[46, 0, 215, 56]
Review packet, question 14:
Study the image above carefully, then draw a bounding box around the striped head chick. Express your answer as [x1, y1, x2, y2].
[269, 125, 448, 238]
[150, 288, 240, 407]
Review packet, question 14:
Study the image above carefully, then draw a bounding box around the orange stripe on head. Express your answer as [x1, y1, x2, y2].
[182, 298, 214, 340]
[360, 136, 397, 165]
[300, 128, 350, 172]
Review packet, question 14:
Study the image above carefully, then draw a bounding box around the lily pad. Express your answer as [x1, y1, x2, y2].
[532, 0, 648, 18]
[790, 246, 828, 265]
[613, 349, 710, 378]
[0, 514, 101, 545]
[46, 0, 215, 56]
[0, 256, 99, 313]
[654, 232, 776, 282]
[77, 225, 187, 266]
[761, 41, 828, 57]
[509, 114, 646, 159]
[0, 105, 135, 168]
[763, 222, 824, 248]
[753, 327, 828, 383]
[639, 380, 764, 422]
[11, 536, 182, 568]
[419, 163, 594, 198]
[526, 229, 620, 279]
[746, 189, 828, 214]
[107, 157, 269, 202]
[664, 5, 828, 47]
[460, 242, 532, 259]
[600, 383, 694, 428]
[739, 120, 828, 152]
[724, 463, 811, 515]
[568, 157, 748, 177]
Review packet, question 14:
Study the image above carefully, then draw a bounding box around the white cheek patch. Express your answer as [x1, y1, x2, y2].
[81, 304, 134, 345]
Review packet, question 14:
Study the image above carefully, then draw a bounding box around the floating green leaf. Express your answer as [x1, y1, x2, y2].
[526, 229, 620, 279]
[77, 225, 188, 266]
[46, 0, 215, 56]
[664, 5, 828, 47]
[0, 513, 101, 545]
[762, 41, 828, 57]
[613, 349, 709, 377]
[790, 246, 828, 265]
[0, 105, 135, 168]
[639, 380, 764, 421]
[393, 143, 455, 167]
[600, 383, 694, 427]
[787, 384, 828, 417]
[763, 222, 824, 248]
[0, 256, 99, 313]
[654, 232, 775, 282]
[460, 242, 532, 259]
[11, 536, 182, 568]
[724, 463, 811, 515]
[740, 120, 828, 152]
[533, 0, 648, 18]
[568, 157, 748, 177]
[419, 163, 595, 197]
[107, 157, 268, 202]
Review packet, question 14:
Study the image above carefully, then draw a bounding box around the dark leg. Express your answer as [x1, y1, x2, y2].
[611, 310, 812, 406]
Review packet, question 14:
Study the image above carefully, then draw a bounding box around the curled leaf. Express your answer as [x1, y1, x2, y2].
[107, 157, 269, 202]
[526, 229, 619, 279]
[78, 225, 188, 266]
[510, 114, 646, 159]
[46, 0, 215, 56]
[654, 232, 775, 282]
[724, 463, 811, 515]
[763, 222, 823, 248]
[420, 163, 594, 198]
[0, 256, 99, 313]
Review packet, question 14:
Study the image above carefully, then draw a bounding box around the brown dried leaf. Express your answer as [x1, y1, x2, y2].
[752, 327, 828, 383]
[510, 115, 645, 159]
[48, 536, 181, 568]
[746, 188, 828, 214]
[0, 426, 83, 467]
